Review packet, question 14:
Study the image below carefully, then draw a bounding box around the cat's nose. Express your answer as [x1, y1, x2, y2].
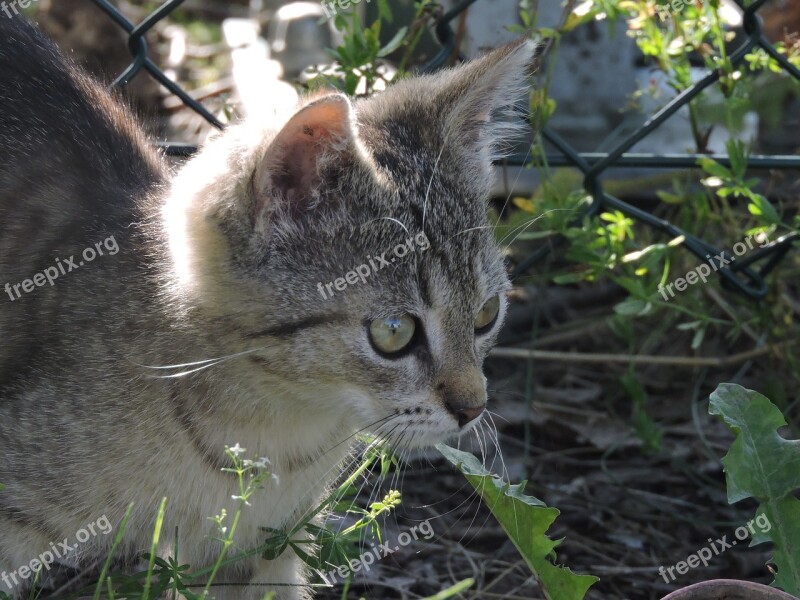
[445, 402, 486, 428]
[438, 367, 487, 428]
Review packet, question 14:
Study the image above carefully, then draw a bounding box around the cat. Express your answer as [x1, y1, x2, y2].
[0, 13, 535, 600]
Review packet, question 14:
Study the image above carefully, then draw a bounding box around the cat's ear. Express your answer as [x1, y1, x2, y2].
[255, 94, 355, 211]
[436, 38, 538, 165]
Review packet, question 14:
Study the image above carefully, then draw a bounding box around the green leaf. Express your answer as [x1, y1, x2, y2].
[552, 271, 592, 284]
[260, 529, 291, 561]
[613, 297, 652, 316]
[698, 157, 733, 180]
[376, 0, 393, 22]
[419, 578, 475, 600]
[656, 190, 686, 205]
[377, 26, 408, 57]
[709, 384, 800, 595]
[747, 194, 780, 225]
[436, 444, 598, 600]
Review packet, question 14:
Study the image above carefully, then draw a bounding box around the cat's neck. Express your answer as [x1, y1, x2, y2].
[163, 358, 366, 477]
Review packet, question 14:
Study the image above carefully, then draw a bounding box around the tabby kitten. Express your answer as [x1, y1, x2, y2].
[0, 14, 535, 600]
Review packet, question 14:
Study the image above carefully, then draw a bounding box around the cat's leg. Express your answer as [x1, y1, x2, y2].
[0, 515, 61, 599]
[0, 555, 21, 600]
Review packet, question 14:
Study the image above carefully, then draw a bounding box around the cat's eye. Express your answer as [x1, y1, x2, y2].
[369, 315, 416, 355]
[475, 295, 500, 332]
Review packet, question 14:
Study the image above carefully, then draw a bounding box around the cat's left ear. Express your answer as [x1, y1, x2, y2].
[437, 38, 539, 166]
[255, 94, 355, 212]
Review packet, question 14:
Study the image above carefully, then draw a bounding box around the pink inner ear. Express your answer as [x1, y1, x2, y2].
[257, 94, 354, 209]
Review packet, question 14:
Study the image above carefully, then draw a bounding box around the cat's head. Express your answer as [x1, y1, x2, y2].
[164, 39, 536, 449]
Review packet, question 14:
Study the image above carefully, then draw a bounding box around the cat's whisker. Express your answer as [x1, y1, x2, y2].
[135, 346, 273, 379]
[447, 224, 495, 240]
[330, 456, 382, 545]
[450, 147, 535, 243]
[394, 429, 414, 494]
[496, 143, 532, 223]
[142, 359, 231, 379]
[333, 423, 402, 536]
[498, 207, 578, 248]
[291, 418, 403, 518]
[454, 484, 487, 548]
[324, 413, 399, 454]
[422, 143, 447, 231]
[133, 346, 267, 370]
[360, 216, 411, 236]
[459, 428, 509, 549]
[481, 419, 507, 481]
[496, 214, 548, 247]
[473, 425, 487, 468]
[385, 425, 410, 494]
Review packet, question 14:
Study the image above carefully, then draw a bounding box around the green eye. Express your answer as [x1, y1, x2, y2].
[475, 295, 500, 331]
[369, 315, 416, 355]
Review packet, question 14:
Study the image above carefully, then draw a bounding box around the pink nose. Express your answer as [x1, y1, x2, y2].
[446, 403, 486, 428]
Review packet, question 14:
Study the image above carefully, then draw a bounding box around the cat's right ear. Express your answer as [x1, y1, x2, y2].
[254, 94, 356, 219]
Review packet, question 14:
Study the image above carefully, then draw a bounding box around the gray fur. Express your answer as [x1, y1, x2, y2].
[0, 15, 535, 599]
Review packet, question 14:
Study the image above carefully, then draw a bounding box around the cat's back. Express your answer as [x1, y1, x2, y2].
[0, 16, 167, 386]
[0, 15, 165, 217]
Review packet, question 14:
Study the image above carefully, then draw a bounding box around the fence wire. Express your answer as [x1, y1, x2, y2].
[87, 0, 799, 300]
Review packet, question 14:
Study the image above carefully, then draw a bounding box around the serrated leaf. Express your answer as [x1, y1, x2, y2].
[436, 445, 597, 600]
[709, 384, 800, 595]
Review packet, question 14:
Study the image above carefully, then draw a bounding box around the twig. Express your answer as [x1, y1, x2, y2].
[703, 286, 760, 343]
[490, 341, 794, 367]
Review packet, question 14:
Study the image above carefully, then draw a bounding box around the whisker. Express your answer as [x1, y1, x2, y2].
[422, 144, 447, 230]
[498, 207, 577, 247]
[496, 143, 532, 223]
[324, 413, 399, 454]
[360, 216, 411, 236]
[133, 347, 269, 379]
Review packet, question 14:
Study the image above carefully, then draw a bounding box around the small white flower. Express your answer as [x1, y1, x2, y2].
[253, 457, 271, 469]
[229, 443, 246, 456]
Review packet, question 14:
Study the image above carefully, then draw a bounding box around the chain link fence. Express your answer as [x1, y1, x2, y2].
[87, 0, 799, 299]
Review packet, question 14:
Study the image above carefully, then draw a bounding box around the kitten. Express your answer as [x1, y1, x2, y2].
[0, 14, 535, 600]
